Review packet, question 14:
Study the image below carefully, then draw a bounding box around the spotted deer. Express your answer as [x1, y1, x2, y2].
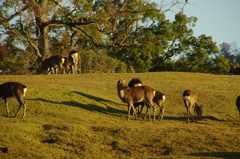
[0, 82, 27, 118]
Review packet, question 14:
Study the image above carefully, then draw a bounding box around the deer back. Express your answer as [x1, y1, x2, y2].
[117, 80, 154, 103]
[182, 90, 197, 104]
[69, 50, 79, 66]
[128, 78, 143, 87]
[153, 91, 165, 104]
[0, 82, 27, 98]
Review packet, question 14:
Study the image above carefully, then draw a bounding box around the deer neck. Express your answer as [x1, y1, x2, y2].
[117, 85, 128, 101]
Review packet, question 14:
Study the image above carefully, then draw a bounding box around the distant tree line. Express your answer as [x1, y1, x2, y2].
[0, 0, 238, 74]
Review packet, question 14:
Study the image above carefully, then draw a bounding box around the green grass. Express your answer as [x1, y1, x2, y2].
[0, 72, 240, 158]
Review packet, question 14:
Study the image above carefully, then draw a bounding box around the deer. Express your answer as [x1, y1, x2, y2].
[128, 78, 166, 120]
[182, 90, 199, 122]
[37, 55, 65, 75]
[117, 80, 156, 121]
[154, 91, 166, 120]
[69, 50, 79, 74]
[62, 57, 71, 74]
[194, 103, 203, 121]
[236, 96, 240, 117]
[229, 58, 240, 75]
[0, 82, 27, 118]
[128, 78, 144, 115]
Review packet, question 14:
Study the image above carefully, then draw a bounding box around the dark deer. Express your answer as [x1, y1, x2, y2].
[194, 103, 203, 120]
[117, 80, 156, 121]
[182, 90, 198, 122]
[229, 58, 240, 75]
[128, 78, 144, 115]
[37, 55, 65, 75]
[236, 96, 240, 116]
[69, 50, 79, 74]
[0, 82, 27, 118]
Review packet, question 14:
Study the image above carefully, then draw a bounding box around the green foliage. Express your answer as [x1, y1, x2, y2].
[0, 0, 231, 74]
[0, 73, 240, 158]
[80, 50, 127, 73]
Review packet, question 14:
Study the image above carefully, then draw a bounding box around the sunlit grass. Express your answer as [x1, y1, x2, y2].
[0, 72, 240, 158]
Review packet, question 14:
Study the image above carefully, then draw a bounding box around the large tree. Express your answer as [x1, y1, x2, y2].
[1, 0, 225, 74]
[0, 0, 184, 67]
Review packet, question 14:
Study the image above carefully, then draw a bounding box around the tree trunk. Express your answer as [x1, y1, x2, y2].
[33, 0, 49, 63]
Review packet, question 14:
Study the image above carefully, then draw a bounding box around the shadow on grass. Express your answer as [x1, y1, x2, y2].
[202, 116, 222, 121]
[162, 116, 222, 122]
[27, 91, 127, 116]
[186, 152, 240, 158]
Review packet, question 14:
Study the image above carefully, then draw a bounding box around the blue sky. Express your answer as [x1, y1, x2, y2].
[154, 0, 240, 48]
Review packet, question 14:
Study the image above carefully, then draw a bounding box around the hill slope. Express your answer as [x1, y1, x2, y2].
[0, 72, 239, 158]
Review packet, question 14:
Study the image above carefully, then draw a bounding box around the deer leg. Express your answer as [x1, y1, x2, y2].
[128, 103, 138, 120]
[3, 98, 9, 116]
[190, 105, 194, 122]
[14, 96, 25, 118]
[152, 105, 156, 121]
[143, 105, 151, 120]
[158, 105, 164, 121]
[186, 106, 190, 123]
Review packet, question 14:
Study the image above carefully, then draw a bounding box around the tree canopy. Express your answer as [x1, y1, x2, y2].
[0, 0, 231, 74]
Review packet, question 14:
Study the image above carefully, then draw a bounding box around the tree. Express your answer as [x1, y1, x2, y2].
[1, 0, 224, 74]
[0, 0, 184, 71]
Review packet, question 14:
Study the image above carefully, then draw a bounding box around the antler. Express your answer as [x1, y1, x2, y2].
[233, 57, 237, 65]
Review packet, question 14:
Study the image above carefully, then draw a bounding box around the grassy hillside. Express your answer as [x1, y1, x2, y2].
[0, 72, 239, 158]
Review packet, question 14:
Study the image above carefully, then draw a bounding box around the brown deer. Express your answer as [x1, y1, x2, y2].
[117, 80, 156, 121]
[69, 50, 79, 74]
[182, 90, 198, 122]
[236, 96, 240, 116]
[229, 58, 240, 75]
[128, 78, 166, 120]
[154, 91, 166, 120]
[37, 55, 65, 74]
[0, 82, 27, 118]
[62, 57, 71, 74]
[194, 103, 203, 121]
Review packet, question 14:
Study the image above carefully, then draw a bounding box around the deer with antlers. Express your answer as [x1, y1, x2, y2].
[229, 58, 240, 75]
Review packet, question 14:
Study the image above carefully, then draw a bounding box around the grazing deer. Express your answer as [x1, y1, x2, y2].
[0, 82, 27, 118]
[62, 57, 71, 74]
[236, 96, 240, 116]
[229, 58, 240, 75]
[37, 55, 65, 75]
[194, 103, 203, 121]
[182, 90, 198, 122]
[117, 80, 156, 121]
[69, 50, 79, 74]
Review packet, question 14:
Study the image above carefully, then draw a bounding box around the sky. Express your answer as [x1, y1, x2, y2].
[154, 0, 240, 48]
